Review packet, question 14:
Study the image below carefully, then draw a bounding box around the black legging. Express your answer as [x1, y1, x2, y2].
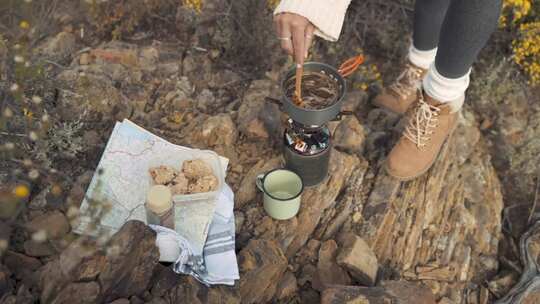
[413, 0, 502, 78]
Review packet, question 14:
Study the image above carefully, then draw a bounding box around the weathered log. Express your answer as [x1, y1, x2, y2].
[355, 113, 503, 301]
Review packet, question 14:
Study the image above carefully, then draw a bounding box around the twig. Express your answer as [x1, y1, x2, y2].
[528, 175, 540, 225]
[44, 59, 69, 69]
[76, 47, 92, 55]
[0, 131, 26, 137]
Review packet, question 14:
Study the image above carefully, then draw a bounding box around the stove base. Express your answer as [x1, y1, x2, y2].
[283, 144, 331, 187]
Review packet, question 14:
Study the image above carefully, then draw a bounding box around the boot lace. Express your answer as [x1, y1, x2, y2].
[389, 64, 424, 99]
[403, 93, 441, 149]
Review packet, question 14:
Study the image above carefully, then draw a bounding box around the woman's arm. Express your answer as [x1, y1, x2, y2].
[274, 0, 352, 42]
[273, 0, 351, 64]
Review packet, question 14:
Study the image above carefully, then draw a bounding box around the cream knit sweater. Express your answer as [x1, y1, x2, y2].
[274, 0, 351, 42]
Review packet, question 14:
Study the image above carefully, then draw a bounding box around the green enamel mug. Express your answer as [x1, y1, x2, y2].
[256, 169, 304, 220]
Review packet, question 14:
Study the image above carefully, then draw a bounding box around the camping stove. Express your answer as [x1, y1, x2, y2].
[277, 62, 350, 187]
[283, 118, 331, 187]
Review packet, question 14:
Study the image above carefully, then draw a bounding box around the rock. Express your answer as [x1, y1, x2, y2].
[239, 239, 288, 303]
[151, 267, 181, 298]
[0, 220, 11, 252]
[336, 233, 378, 286]
[321, 280, 437, 304]
[200, 113, 238, 148]
[25, 211, 70, 239]
[299, 239, 321, 263]
[438, 297, 455, 304]
[237, 80, 280, 140]
[354, 114, 503, 300]
[298, 263, 316, 287]
[13, 284, 35, 304]
[487, 270, 519, 298]
[520, 291, 540, 304]
[59, 238, 105, 281]
[312, 240, 351, 291]
[234, 157, 281, 209]
[495, 221, 540, 304]
[271, 150, 362, 257]
[157, 62, 180, 77]
[37, 31, 76, 61]
[39, 221, 159, 303]
[129, 296, 144, 304]
[503, 203, 540, 239]
[66, 171, 94, 208]
[275, 271, 298, 300]
[52, 282, 100, 304]
[98, 221, 159, 302]
[28, 187, 49, 210]
[24, 240, 55, 257]
[145, 298, 168, 304]
[0, 264, 13, 298]
[208, 69, 242, 89]
[83, 130, 101, 147]
[313, 157, 368, 242]
[342, 90, 368, 113]
[333, 116, 365, 153]
[139, 47, 159, 72]
[79, 53, 90, 65]
[109, 299, 130, 304]
[244, 118, 269, 139]
[3, 250, 42, 281]
[196, 88, 217, 113]
[300, 289, 320, 303]
[235, 211, 245, 235]
[168, 276, 239, 304]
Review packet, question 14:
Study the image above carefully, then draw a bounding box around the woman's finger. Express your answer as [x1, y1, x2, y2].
[279, 20, 294, 56]
[304, 24, 315, 59]
[273, 14, 282, 37]
[291, 22, 305, 64]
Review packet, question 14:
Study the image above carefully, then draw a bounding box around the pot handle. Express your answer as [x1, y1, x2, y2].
[265, 97, 283, 110]
[337, 55, 364, 77]
[256, 173, 265, 192]
[332, 110, 354, 121]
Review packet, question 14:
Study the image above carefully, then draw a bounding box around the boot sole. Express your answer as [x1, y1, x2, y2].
[383, 120, 459, 182]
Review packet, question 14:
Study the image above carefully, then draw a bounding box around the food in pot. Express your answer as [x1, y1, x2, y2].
[285, 71, 339, 110]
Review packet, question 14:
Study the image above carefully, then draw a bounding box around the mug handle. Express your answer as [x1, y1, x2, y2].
[256, 173, 265, 192]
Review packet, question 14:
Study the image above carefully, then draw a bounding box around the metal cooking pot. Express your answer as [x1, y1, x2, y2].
[281, 62, 346, 126]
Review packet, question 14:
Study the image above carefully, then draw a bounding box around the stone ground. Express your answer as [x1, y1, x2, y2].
[1, 2, 540, 303]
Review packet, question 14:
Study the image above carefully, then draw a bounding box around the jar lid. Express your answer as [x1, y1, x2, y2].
[147, 185, 172, 214]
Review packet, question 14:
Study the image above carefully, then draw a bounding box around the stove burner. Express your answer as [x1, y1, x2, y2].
[284, 119, 330, 156]
[287, 118, 325, 132]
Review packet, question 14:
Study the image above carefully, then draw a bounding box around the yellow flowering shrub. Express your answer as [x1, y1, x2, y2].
[500, 0, 540, 85]
[500, 0, 532, 26]
[85, 0, 203, 38]
[183, 0, 202, 13]
[512, 21, 540, 85]
[267, 0, 280, 9]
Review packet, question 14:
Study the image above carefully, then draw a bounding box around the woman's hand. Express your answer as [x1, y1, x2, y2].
[273, 12, 315, 65]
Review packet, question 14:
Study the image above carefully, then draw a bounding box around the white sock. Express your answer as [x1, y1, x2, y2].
[423, 64, 470, 112]
[408, 45, 437, 70]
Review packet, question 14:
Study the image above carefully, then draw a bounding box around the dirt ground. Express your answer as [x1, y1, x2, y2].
[1, 1, 540, 303]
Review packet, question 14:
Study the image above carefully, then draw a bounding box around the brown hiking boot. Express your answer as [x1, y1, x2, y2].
[384, 91, 459, 181]
[373, 61, 427, 115]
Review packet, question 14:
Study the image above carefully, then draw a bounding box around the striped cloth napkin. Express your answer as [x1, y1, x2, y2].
[150, 184, 239, 286]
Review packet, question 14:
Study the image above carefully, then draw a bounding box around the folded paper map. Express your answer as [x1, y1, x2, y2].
[74, 119, 228, 256]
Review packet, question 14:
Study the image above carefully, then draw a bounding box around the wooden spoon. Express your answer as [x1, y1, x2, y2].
[293, 64, 303, 106]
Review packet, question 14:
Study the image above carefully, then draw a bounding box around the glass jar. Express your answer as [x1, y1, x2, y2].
[146, 185, 175, 230]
